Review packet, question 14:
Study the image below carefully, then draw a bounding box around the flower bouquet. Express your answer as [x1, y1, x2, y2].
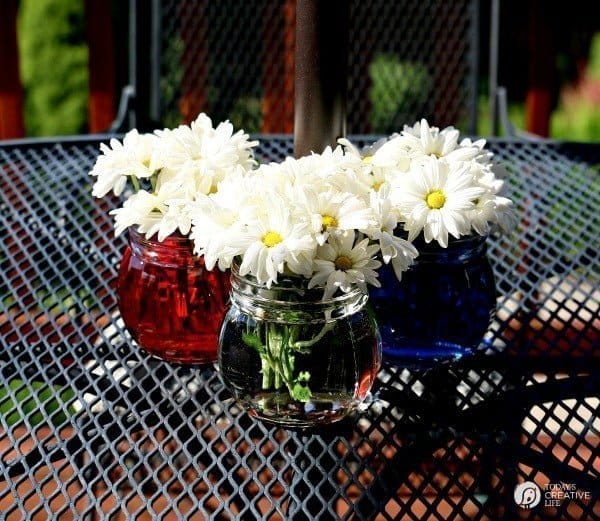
[189, 120, 514, 424]
[90, 114, 258, 364]
[189, 145, 424, 426]
[339, 120, 516, 365]
[91, 114, 514, 425]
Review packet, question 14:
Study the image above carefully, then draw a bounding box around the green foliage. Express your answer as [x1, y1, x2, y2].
[18, 0, 89, 136]
[160, 36, 184, 128]
[551, 32, 600, 141]
[229, 96, 262, 134]
[0, 380, 76, 427]
[552, 102, 600, 141]
[476, 95, 526, 137]
[587, 33, 600, 78]
[368, 54, 432, 134]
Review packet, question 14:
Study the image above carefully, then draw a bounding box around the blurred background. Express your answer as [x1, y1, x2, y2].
[0, 0, 598, 141]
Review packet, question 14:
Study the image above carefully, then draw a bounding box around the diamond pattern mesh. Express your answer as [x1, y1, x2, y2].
[0, 137, 598, 519]
[158, 0, 478, 134]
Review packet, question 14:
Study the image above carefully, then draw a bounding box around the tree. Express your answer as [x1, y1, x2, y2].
[18, 0, 88, 136]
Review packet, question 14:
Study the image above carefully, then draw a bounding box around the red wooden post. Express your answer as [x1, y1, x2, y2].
[85, 0, 117, 133]
[261, 0, 295, 133]
[0, 0, 25, 139]
[525, 0, 553, 137]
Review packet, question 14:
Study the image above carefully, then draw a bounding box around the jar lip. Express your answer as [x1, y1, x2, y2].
[230, 262, 365, 303]
[412, 233, 488, 250]
[128, 226, 192, 246]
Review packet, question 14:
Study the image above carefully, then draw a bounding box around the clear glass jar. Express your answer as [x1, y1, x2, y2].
[370, 235, 496, 367]
[218, 265, 381, 427]
[117, 228, 230, 364]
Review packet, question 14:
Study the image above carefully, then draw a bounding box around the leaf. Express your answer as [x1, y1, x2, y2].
[297, 371, 311, 383]
[291, 383, 312, 403]
[242, 332, 264, 353]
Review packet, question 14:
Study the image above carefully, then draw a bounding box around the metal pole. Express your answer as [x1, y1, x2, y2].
[128, 0, 137, 129]
[294, 0, 349, 158]
[150, 0, 162, 123]
[468, 0, 480, 135]
[489, 0, 500, 136]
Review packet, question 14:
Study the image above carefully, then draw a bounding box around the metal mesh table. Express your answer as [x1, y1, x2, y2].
[0, 137, 598, 519]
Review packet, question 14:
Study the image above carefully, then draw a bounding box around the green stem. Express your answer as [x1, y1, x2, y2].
[245, 321, 331, 403]
[261, 356, 273, 389]
[129, 175, 140, 193]
[291, 322, 335, 350]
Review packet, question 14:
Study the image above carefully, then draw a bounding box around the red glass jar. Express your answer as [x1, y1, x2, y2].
[117, 227, 230, 364]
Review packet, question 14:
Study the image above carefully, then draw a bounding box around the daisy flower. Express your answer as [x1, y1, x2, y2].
[155, 199, 194, 242]
[470, 162, 505, 193]
[90, 129, 160, 197]
[399, 119, 481, 163]
[364, 186, 419, 279]
[110, 190, 161, 237]
[308, 233, 382, 299]
[190, 197, 244, 270]
[338, 136, 412, 194]
[469, 194, 516, 235]
[237, 195, 316, 286]
[110, 181, 186, 238]
[393, 159, 485, 247]
[459, 137, 494, 164]
[297, 187, 375, 244]
[190, 173, 260, 270]
[158, 113, 258, 196]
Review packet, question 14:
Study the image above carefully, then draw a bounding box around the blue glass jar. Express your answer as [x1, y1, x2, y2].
[369, 235, 496, 367]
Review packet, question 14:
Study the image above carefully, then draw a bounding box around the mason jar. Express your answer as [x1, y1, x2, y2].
[218, 264, 381, 428]
[117, 227, 230, 364]
[370, 235, 497, 367]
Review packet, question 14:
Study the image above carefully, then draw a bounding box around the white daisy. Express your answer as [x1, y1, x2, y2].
[189, 173, 259, 270]
[393, 159, 485, 247]
[111, 191, 162, 238]
[190, 198, 243, 270]
[156, 199, 193, 242]
[471, 162, 505, 193]
[338, 136, 412, 194]
[237, 195, 316, 286]
[110, 181, 186, 238]
[400, 119, 481, 163]
[364, 186, 419, 279]
[469, 194, 516, 235]
[90, 129, 160, 197]
[308, 233, 381, 299]
[297, 187, 375, 245]
[459, 137, 493, 164]
[158, 113, 258, 196]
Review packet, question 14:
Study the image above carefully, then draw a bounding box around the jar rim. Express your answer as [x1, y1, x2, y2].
[230, 262, 366, 305]
[128, 226, 193, 246]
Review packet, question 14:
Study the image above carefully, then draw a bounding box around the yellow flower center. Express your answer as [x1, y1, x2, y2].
[334, 255, 353, 271]
[426, 190, 446, 209]
[362, 155, 374, 164]
[321, 214, 338, 228]
[262, 231, 283, 248]
[372, 181, 383, 191]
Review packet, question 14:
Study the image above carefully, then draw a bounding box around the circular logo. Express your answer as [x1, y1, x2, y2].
[514, 481, 541, 509]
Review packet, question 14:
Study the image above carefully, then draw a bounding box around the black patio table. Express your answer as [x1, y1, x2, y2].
[0, 136, 598, 520]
